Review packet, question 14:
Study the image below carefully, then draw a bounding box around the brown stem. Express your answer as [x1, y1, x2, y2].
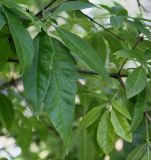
[118, 36, 144, 73]
[35, 0, 57, 18]
[82, 13, 125, 42]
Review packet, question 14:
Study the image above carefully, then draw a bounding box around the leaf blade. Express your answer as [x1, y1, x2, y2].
[23, 31, 53, 112]
[125, 66, 147, 99]
[3, 7, 34, 72]
[52, 1, 95, 15]
[44, 38, 77, 148]
[97, 111, 115, 154]
[57, 28, 109, 82]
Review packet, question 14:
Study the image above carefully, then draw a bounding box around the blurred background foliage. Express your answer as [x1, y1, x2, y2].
[0, 0, 151, 159]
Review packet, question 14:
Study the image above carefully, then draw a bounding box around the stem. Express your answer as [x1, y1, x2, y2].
[35, 0, 57, 18]
[118, 36, 144, 73]
[82, 13, 125, 42]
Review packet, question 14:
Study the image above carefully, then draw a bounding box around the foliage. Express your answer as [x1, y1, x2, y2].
[0, 0, 151, 159]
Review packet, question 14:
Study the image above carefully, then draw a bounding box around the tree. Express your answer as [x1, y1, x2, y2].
[0, 0, 151, 159]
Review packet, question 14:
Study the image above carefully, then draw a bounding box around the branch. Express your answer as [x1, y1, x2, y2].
[82, 13, 125, 42]
[136, 0, 147, 13]
[144, 112, 151, 123]
[118, 35, 144, 73]
[0, 77, 21, 90]
[35, 0, 57, 18]
[78, 69, 126, 88]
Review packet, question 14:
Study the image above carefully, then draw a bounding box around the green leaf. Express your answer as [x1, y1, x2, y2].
[112, 100, 131, 120]
[110, 16, 125, 29]
[57, 28, 109, 82]
[78, 131, 95, 160]
[100, 4, 112, 14]
[0, 93, 14, 130]
[114, 49, 143, 61]
[23, 31, 54, 112]
[79, 106, 103, 129]
[0, 38, 10, 70]
[52, 1, 95, 15]
[144, 48, 151, 62]
[0, 7, 6, 30]
[3, 7, 34, 72]
[130, 91, 146, 132]
[112, 6, 128, 16]
[3, 0, 37, 24]
[111, 109, 132, 142]
[97, 112, 115, 154]
[44, 37, 77, 149]
[88, 32, 107, 64]
[127, 144, 146, 160]
[127, 20, 151, 40]
[17, 125, 32, 154]
[125, 66, 147, 99]
[142, 149, 151, 160]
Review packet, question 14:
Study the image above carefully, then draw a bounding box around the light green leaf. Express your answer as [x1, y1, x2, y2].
[52, 1, 95, 15]
[3, 7, 34, 72]
[111, 109, 132, 142]
[44, 38, 77, 149]
[23, 31, 54, 112]
[97, 112, 115, 154]
[112, 100, 131, 120]
[57, 28, 109, 82]
[79, 106, 103, 129]
[0, 7, 6, 30]
[130, 91, 146, 132]
[0, 93, 14, 130]
[125, 66, 147, 99]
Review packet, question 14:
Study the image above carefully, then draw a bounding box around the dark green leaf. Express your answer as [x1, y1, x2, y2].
[44, 38, 77, 149]
[3, 7, 34, 72]
[88, 32, 107, 64]
[130, 91, 146, 132]
[112, 6, 128, 16]
[97, 111, 115, 154]
[100, 4, 112, 14]
[0, 38, 10, 70]
[23, 31, 54, 112]
[57, 28, 109, 82]
[0, 7, 6, 30]
[0, 93, 14, 130]
[125, 66, 147, 98]
[52, 1, 95, 15]
[127, 20, 151, 40]
[110, 16, 125, 29]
